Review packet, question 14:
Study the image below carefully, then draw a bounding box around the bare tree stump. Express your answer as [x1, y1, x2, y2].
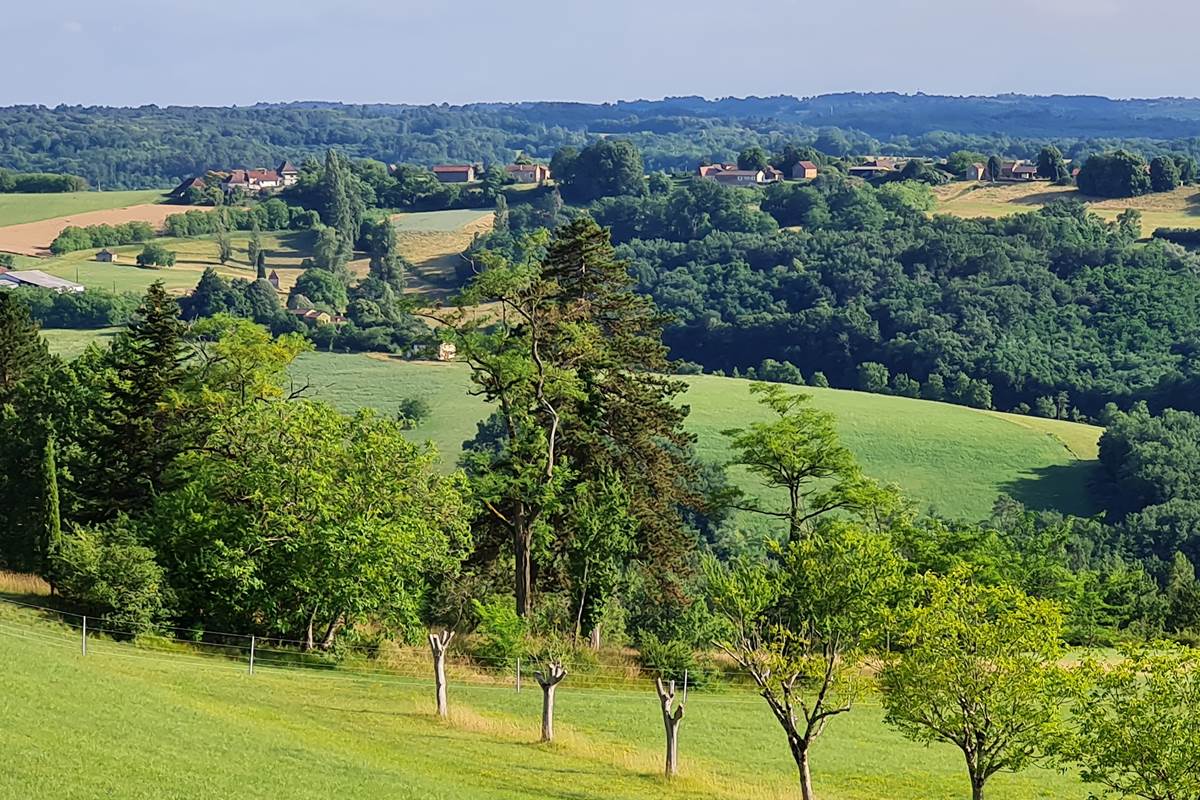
[428, 630, 454, 718]
[655, 677, 686, 777]
[535, 661, 567, 742]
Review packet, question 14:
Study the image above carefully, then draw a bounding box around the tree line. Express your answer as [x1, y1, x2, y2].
[10, 99, 1200, 188]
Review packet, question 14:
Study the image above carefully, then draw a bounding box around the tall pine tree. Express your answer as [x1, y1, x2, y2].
[78, 281, 192, 521]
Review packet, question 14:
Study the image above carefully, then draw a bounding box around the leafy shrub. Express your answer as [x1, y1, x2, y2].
[52, 518, 171, 633]
[137, 243, 176, 267]
[470, 596, 527, 668]
[637, 631, 716, 686]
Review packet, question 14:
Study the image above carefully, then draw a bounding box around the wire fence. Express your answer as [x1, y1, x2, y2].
[0, 596, 777, 706]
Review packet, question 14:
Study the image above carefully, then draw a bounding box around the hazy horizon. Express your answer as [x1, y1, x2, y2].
[4, 0, 1197, 107]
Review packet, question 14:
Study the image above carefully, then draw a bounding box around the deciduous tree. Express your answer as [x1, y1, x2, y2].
[881, 571, 1066, 800]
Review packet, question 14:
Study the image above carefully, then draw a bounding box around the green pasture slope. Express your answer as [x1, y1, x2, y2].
[36, 338, 1099, 520]
[290, 353, 1101, 521]
[0, 604, 1086, 800]
[0, 190, 165, 227]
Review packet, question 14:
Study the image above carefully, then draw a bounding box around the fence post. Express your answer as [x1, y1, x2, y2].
[81, 615, 87, 656]
[249, 635, 255, 675]
[683, 669, 688, 704]
[516, 657, 521, 693]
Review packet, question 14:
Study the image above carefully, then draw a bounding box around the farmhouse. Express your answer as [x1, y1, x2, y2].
[699, 163, 782, 186]
[96, 249, 118, 263]
[999, 160, 1042, 181]
[792, 161, 819, 180]
[289, 308, 341, 326]
[964, 162, 987, 181]
[0, 269, 85, 294]
[225, 168, 283, 192]
[848, 158, 907, 178]
[432, 164, 477, 183]
[169, 175, 207, 200]
[506, 163, 551, 184]
[437, 341, 457, 361]
[278, 161, 299, 186]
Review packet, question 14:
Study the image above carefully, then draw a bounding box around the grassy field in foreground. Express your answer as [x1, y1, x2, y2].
[934, 181, 1200, 231]
[0, 190, 166, 228]
[289, 353, 1101, 521]
[0, 605, 1088, 800]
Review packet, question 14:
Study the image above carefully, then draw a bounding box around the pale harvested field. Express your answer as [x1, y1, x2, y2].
[0, 203, 210, 256]
[934, 182, 1200, 231]
[390, 211, 493, 296]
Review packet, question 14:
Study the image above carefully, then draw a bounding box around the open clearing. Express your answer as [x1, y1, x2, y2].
[0, 190, 165, 229]
[287, 354, 1100, 521]
[934, 181, 1200, 231]
[0, 602, 1087, 800]
[390, 209, 494, 296]
[0, 197, 183, 256]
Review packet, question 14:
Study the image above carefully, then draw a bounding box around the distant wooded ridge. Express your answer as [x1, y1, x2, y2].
[6, 93, 1200, 189]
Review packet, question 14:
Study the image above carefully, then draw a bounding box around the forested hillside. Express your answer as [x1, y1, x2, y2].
[7, 94, 1200, 188]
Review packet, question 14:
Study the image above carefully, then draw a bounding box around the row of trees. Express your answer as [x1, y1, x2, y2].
[1077, 149, 1199, 197]
[162, 198, 318, 237]
[50, 221, 155, 254]
[0, 168, 89, 193]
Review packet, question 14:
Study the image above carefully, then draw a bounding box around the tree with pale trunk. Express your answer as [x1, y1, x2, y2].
[704, 522, 909, 800]
[654, 677, 685, 777]
[1058, 643, 1200, 800]
[429, 630, 454, 718]
[535, 661, 567, 742]
[880, 570, 1066, 800]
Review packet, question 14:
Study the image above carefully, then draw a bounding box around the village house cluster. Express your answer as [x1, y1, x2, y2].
[171, 161, 300, 200]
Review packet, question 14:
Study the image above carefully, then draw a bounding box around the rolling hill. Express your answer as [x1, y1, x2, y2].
[37, 336, 1100, 522]
[934, 181, 1200, 231]
[290, 353, 1101, 522]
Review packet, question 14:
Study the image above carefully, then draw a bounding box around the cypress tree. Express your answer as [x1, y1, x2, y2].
[40, 433, 62, 583]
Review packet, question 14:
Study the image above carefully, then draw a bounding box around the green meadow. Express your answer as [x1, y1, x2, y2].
[0, 190, 166, 227]
[37, 338, 1100, 522]
[0, 603, 1088, 800]
[290, 353, 1100, 521]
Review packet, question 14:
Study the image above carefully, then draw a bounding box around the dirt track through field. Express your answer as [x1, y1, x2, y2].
[0, 204, 202, 256]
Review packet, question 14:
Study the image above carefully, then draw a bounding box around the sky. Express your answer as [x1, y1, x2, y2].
[3, 0, 1198, 106]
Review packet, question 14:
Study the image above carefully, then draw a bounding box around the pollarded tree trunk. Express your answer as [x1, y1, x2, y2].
[655, 677, 685, 777]
[429, 630, 454, 718]
[535, 661, 567, 742]
[589, 623, 601, 651]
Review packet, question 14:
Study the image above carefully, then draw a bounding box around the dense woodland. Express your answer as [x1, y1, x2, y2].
[8, 95, 1200, 187]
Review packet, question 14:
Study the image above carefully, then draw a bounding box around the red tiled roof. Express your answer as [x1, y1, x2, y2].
[797, 161, 818, 170]
[432, 164, 473, 173]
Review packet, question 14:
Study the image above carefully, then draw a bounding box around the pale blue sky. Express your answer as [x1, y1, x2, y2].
[3, 0, 1196, 105]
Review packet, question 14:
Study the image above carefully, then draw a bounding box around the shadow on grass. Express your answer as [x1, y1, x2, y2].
[997, 460, 1101, 516]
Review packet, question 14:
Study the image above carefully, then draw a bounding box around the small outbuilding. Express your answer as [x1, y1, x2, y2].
[96, 248, 118, 263]
[792, 161, 819, 180]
